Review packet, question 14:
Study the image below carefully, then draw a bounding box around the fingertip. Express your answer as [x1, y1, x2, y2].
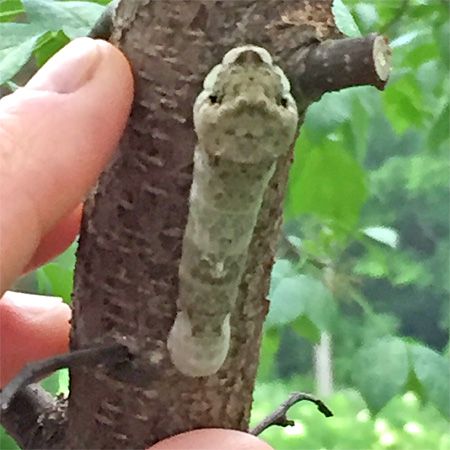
[24, 204, 82, 272]
[0, 38, 133, 292]
[0, 292, 71, 387]
[148, 429, 274, 450]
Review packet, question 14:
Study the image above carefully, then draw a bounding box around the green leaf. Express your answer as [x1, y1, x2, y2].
[0, 34, 41, 84]
[434, 21, 449, 68]
[269, 258, 297, 295]
[36, 267, 51, 293]
[287, 144, 367, 228]
[352, 337, 409, 413]
[409, 343, 450, 417]
[354, 246, 389, 279]
[271, 258, 297, 278]
[23, 0, 104, 38]
[0, 23, 44, 49]
[301, 278, 335, 331]
[354, 3, 378, 30]
[54, 242, 77, 270]
[267, 274, 334, 331]
[366, 116, 398, 168]
[0, 0, 24, 22]
[40, 371, 61, 395]
[292, 314, 321, 343]
[57, 368, 69, 396]
[405, 367, 424, 399]
[362, 226, 399, 248]
[34, 30, 70, 67]
[35, 244, 76, 301]
[390, 30, 421, 49]
[40, 368, 69, 396]
[428, 102, 449, 151]
[383, 74, 425, 134]
[341, 92, 373, 161]
[302, 91, 353, 144]
[41, 262, 73, 303]
[403, 42, 439, 70]
[332, 0, 361, 37]
[257, 329, 280, 381]
[267, 276, 306, 327]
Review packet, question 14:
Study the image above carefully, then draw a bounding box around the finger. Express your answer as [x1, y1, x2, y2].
[148, 429, 274, 450]
[0, 37, 134, 293]
[0, 291, 71, 387]
[24, 204, 82, 272]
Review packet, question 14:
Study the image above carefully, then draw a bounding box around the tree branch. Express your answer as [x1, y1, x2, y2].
[0, 385, 65, 450]
[249, 392, 333, 436]
[295, 33, 391, 102]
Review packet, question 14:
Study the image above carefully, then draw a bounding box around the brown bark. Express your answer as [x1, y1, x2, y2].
[0, 385, 65, 450]
[0, 1, 391, 448]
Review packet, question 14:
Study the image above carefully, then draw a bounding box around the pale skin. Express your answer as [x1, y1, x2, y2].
[0, 37, 274, 450]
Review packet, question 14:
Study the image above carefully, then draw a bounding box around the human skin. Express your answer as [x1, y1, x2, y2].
[0, 37, 273, 450]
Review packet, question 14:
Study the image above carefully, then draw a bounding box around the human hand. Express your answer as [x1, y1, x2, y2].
[0, 37, 134, 386]
[0, 38, 273, 450]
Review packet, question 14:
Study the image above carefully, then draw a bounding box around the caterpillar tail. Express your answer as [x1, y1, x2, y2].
[167, 312, 231, 377]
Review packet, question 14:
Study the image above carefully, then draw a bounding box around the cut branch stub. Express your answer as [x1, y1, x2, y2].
[293, 33, 392, 102]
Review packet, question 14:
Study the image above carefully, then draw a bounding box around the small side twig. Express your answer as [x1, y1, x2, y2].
[249, 392, 333, 436]
[0, 342, 129, 411]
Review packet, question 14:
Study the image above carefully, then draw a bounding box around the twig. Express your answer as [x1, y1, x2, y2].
[0, 342, 129, 411]
[249, 392, 333, 436]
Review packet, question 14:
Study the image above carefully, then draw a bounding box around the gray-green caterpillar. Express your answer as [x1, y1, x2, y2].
[167, 45, 299, 377]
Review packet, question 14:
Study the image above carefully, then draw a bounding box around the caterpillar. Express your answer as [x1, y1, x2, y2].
[167, 45, 299, 377]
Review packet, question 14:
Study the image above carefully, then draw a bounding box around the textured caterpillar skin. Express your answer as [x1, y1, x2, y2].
[168, 46, 299, 377]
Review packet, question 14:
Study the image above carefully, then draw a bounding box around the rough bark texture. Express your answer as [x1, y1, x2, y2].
[0, 385, 65, 450]
[0, 1, 391, 449]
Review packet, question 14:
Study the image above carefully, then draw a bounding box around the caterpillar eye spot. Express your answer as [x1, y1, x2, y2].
[209, 95, 219, 104]
[280, 97, 288, 108]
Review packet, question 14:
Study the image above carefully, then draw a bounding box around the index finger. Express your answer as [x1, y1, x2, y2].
[0, 38, 133, 293]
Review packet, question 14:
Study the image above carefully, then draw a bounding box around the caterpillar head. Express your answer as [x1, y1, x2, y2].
[194, 45, 298, 163]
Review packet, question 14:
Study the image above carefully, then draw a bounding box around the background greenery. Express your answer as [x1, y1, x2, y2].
[1, 1, 449, 449]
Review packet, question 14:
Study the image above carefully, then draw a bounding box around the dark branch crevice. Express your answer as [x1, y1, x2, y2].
[249, 392, 333, 436]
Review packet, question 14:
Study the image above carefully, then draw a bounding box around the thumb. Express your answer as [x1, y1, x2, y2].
[0, 38, 133, 292]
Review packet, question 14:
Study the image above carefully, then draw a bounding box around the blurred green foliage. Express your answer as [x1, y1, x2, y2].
[0, 0, 448, 449]
[251, 380, 450, 450]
